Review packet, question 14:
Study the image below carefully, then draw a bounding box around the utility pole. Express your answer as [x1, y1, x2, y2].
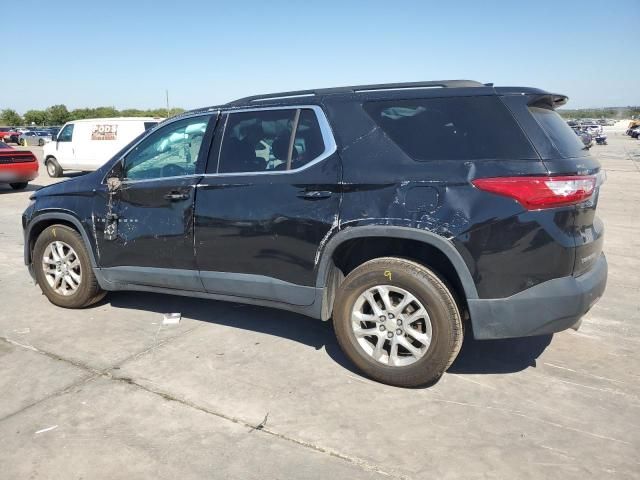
[166, 89, 170, 118]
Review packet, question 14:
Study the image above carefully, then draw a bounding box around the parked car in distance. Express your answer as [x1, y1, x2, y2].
[581, 123, 603, 136]
[0, 142, 38, 189]
[0, 127, 15, 142]
[43, 117, 162, 177]
[19, 130, 52, 146]
[22, 80, 607, 387]
[573, 127, 593, 148]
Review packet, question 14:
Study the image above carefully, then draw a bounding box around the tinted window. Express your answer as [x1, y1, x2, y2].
[216, 109, 326, 174]
[529, 107, 587, 158]
[364, 96, 536, 161]
[57, 124, 74, 142]
[292, 109, 325, 169]
[124, 115, 210, 180]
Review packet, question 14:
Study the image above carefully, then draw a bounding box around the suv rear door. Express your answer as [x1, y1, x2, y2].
[194, 106, 340, 305]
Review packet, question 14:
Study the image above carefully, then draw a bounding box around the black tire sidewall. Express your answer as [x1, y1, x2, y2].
[333, 259, 460, 386]
[46, 158, 60, 177]
[33, 225, 96, 308]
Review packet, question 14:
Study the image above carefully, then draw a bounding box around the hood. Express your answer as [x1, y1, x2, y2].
[30, 170, 103, 200]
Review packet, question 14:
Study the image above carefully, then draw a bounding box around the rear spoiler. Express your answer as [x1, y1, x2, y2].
[528, 94, 569, 110]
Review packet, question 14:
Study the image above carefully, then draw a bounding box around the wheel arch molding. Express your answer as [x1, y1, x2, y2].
[314, 225, 479, 319]
[24, 211, 98, 269]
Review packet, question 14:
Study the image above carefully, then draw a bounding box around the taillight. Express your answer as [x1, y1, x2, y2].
[472, 175, 597, 210]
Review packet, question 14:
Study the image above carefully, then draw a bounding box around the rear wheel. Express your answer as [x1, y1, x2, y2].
[33, 225, 105, 308]
[333, 257, 463, 387]
[45, 157, 62, 177]
[10, 182, 28, 190]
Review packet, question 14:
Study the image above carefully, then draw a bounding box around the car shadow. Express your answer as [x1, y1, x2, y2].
[102, 291, 552, 384]
[0, 183, 46, 193]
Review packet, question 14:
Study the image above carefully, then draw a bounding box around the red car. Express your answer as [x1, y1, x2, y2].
[0, 143, 39, 189]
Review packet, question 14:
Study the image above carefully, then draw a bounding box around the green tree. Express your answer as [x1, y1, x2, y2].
[1, 108, 23, 126]
[46, 104, 70, 125]
[69, 108, 96, 120]
[23, 109, 48, 126]
[92, 106, 119, 118]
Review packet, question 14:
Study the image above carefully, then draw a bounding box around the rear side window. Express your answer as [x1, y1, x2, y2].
[529, 107, 587, 158]
[216, 108, 326, 174]
[364, 96, 536, 161]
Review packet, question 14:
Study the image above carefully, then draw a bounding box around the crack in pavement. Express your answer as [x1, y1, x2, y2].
[0, 329, 404, 479]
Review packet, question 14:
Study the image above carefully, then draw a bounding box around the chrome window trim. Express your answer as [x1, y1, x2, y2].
[204, 104, 337, 177]
[104, 104, 337, 184]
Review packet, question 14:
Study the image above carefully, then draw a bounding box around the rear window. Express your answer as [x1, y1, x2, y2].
[364, 96, 536, 161]
[529, 107, 587, 158]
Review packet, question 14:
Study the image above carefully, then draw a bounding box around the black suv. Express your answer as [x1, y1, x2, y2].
[22, 80, 607, 387]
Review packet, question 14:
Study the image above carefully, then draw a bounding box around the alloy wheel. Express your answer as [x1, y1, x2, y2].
[351, 285, 432, 367]
[42, 241, 82, 296]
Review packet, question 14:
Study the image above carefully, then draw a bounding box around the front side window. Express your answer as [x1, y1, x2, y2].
[364, 96, 536, 161]
[57, 124, 74, 142]
[124, 115, 211, 180]
[216, 108, 326, 174]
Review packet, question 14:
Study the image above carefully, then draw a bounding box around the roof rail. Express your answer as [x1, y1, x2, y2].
[226, 80, 485, 106]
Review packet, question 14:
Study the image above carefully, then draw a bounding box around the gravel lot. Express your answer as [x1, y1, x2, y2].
[1, 128, 638, 479]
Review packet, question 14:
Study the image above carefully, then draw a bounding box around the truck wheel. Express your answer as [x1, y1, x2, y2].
[33, 225, 105, 308]
[10, 182, 28, 190]
[45, 157, 62, 177]
[333, 257, 463, 387]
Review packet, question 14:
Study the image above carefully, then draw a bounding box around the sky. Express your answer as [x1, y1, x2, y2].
[3, 0, 638, 113]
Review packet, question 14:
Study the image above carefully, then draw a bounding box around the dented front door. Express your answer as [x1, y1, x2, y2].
[92, 113, 214, 291]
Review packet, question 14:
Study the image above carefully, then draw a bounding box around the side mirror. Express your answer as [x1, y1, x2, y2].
[106, 160, 125, 190]
[107, 177, 122, 191]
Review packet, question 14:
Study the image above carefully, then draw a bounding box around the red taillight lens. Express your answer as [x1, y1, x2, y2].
[472, 175, 597, 210]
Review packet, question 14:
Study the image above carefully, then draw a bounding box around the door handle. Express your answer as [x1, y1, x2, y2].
[298, 190, 332, 200]
[164, 191, 189, 201]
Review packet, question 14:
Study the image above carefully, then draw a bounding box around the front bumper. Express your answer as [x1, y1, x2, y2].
[468, 254, 608, 339]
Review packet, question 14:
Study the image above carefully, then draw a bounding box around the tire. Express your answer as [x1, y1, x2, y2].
[333, 257, 463, 387]
[33, 225, 105, 308]
[45, 157, 62, 177]
[10, 182, 28, 190]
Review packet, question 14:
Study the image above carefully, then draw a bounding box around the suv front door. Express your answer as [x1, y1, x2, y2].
[95, 113, 215, 291]
[194, 107, 340, 306]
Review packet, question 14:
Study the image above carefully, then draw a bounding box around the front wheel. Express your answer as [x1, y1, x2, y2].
[33, 225, 105, 308]
[333, 257, 463, 387]
[45, 157, 62, 177]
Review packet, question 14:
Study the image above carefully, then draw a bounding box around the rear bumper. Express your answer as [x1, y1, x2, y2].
[468, 254, 607, 339]
[0, 161, 39, 183]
